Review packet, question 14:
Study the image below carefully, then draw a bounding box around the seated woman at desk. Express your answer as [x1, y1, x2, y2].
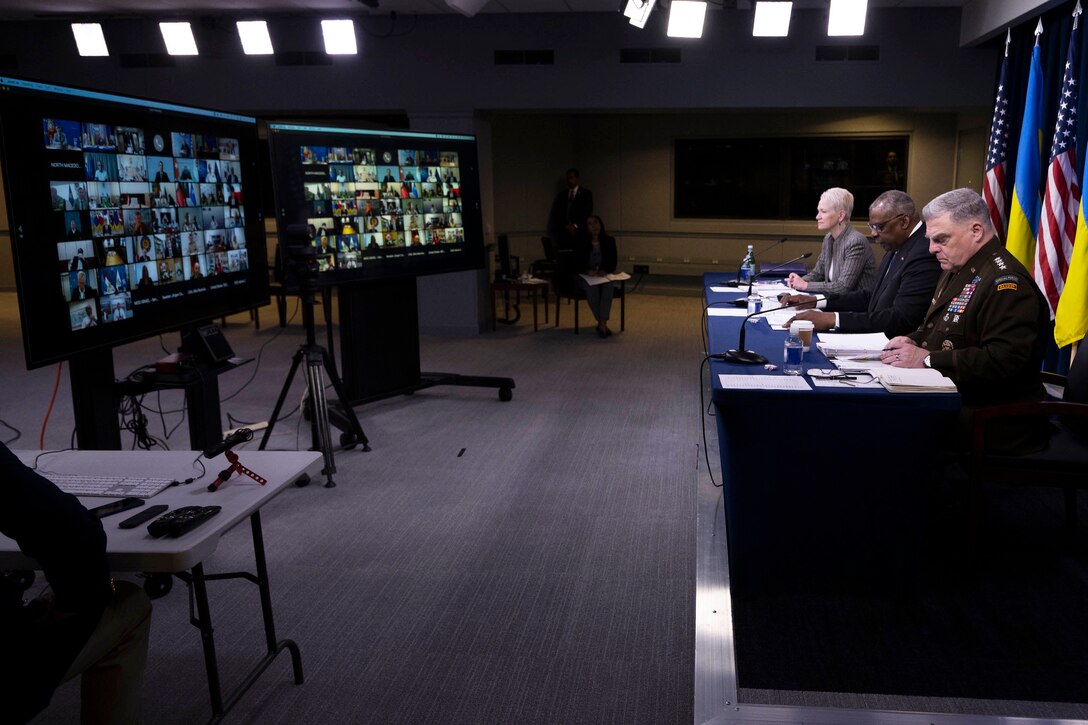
[787, 187, 876, 297]
[574, 215, 618, 338]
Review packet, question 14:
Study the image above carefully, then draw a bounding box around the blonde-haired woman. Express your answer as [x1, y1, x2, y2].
[787, 187, 876, 296]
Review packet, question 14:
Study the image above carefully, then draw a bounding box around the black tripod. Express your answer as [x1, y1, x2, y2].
[259, 260, 369, 487]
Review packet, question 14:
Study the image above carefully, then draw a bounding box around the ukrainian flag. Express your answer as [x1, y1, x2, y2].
[1055, 162, 1088, 347]
[1007, 42, 1045, 269]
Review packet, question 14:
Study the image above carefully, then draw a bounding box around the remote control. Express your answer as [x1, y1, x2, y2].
[89, 497, 144, 519]
[146, 505, 222, 538]
[118, 504, 169, 529]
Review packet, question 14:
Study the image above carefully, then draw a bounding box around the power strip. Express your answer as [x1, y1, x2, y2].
[222, 421, 269, 438]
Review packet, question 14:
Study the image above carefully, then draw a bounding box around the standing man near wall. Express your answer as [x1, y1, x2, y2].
[548, 168, 593, 251]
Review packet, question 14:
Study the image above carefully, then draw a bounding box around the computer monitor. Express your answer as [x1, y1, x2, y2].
[266, 122, 485, 284]
[0, 75, 270, 369]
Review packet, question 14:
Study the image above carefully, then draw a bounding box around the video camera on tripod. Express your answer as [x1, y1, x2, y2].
[279, 225, 323, 296]
[258, 225, 370, 487]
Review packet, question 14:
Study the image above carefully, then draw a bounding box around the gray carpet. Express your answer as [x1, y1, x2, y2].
[3, 291, 702, 724]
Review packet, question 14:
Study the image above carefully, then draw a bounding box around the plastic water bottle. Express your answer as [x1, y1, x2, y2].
[746, 293, 761, 315]
[783, 323, 804, 375]
[739, 244, 756, 283]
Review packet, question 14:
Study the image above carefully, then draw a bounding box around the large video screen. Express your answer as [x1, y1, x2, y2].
[0, 76, 269, 369]
[267, 122, 484, 283]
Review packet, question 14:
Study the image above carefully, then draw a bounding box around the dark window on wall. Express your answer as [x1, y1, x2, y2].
[675, 136, 909, 219]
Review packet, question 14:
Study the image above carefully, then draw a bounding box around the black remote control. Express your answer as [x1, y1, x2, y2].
[146, 505, 222, 538]
[89, 497, 144, 519]
[118, 504, 169, 529]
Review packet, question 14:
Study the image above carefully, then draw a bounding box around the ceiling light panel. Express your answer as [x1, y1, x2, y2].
[667, 1, 707, 39]
[321, 19, 358, 55]
[237, 20, 274, 55]
[72, 23, 109, 57]
[753, 2, 792, 37]
[160, 22, 199, 55]
[828, 0, 867, 37]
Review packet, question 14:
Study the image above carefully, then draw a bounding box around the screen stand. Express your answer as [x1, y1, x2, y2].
[69, 348, 122, 450]
[338, 278, 515, 405]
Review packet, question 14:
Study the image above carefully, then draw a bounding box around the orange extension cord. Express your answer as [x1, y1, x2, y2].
[39, 362, 63, 449]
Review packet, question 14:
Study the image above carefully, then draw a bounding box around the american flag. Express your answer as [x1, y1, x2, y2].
[1037, 24, 1081, 316]
[984, 48, 1010, 241]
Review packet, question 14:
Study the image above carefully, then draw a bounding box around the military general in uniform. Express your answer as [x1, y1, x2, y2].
[880, 188, 1049, 452]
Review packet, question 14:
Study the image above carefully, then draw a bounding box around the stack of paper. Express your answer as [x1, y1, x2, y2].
[761, 307, 797, 328]
[816, 332, 890, 359]
[707, 306, 748, 317]
[875, 368, 957, 393]
[753, 280, 792, 295]
[580, 271, 632, 286]
[717, 374, 811, 391]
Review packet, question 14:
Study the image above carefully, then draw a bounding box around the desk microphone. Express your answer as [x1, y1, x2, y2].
[724, 237, 788, 287]
[714, 298, 821, 365]
[204, 428, 266, 492]
[731, 252, 813, 307]
[203, 428, 254, 460]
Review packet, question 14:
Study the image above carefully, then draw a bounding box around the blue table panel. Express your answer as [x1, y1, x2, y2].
[704, 273, 961, 593]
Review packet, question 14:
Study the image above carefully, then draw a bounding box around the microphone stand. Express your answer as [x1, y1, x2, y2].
[207, 448, 268, 492]
[725, 237, 787, 287]
[732, 251, 814, 307]
[203, 428, 268, 492]
[717, 301, 797, 365]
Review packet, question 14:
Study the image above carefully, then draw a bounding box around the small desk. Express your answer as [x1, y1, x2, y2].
[0, 449, 321, 722]
[491, 279, 549, 331]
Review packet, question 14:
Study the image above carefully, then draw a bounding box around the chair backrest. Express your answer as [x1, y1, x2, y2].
[1065, 335, 1088, 404]
[552, 248, 581, 297]
[541, 236, 557, 263]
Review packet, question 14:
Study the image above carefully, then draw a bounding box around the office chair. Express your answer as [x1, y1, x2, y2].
[970, 335, 1088, 527]
[529, 236, 558, 281]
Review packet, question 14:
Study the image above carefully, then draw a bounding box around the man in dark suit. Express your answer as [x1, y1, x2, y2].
[72, 271, 97, 300]
[548, 167, 593, 250]
[68, 248, 86, 272]
[783, 190, 940, 338]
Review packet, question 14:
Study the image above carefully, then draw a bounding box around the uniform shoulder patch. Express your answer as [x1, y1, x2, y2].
[995, 273, 1018, 291]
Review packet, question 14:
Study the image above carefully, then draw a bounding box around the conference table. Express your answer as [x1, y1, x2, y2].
[703, 273, 961, 594]
[0, 448, 322, 722]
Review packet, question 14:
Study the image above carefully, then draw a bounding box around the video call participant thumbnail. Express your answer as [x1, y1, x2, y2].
[68, 299, 98, 330]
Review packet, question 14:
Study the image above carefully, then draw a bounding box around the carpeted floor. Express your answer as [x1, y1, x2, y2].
[5, 290, 702, 724]
[6, 284, 1088, 724]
